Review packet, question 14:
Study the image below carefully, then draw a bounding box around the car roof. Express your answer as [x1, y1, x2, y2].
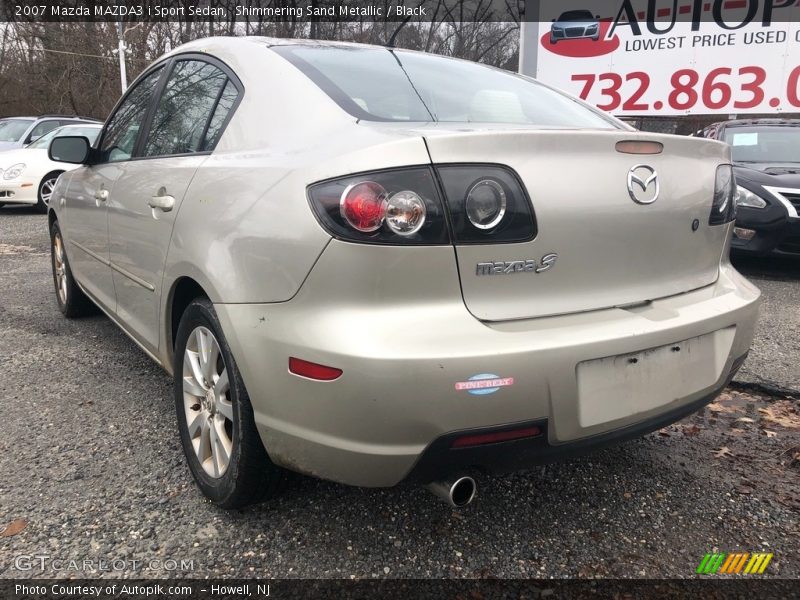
[162, 35, 516, 78]
[709, 118, 800, 129]
[166, 35, 410, 58]
[0, 115, 98, 121]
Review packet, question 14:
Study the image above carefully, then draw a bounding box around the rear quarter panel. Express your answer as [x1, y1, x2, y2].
[161, 40, 432, 358]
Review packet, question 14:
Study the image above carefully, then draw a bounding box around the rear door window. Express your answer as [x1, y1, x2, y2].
[143, 60, 233, 157]
[27, 120, 60, 143]
[201, 80, 239, 151]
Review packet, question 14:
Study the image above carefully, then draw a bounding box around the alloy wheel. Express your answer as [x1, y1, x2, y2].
[182, 326, 234, 478]
[53, 232, 68, 305]
[41, 178, 57, 206]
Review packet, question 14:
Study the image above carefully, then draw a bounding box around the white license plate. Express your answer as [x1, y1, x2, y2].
[576, 327, 735, 428]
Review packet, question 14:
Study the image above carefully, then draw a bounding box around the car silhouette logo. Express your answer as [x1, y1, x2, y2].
[551, 10, 601, 44]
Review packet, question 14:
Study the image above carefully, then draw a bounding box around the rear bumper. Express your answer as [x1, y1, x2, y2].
[405, 354, 746, 483]
[215, 260, 760, 488]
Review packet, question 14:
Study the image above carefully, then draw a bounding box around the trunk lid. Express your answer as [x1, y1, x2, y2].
[424, 129, 730, 321]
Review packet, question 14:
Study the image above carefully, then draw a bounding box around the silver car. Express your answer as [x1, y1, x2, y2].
[551, 10, 602, 43]
[0, 115, 98, 152]
[47, 38, 760, 509]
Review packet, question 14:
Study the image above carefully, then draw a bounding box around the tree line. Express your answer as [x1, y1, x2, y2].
[0, 1, 520, 119]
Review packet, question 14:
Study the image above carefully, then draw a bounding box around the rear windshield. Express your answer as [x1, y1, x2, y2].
[0, 118, 33, 142]
[273, 45, 618, 128]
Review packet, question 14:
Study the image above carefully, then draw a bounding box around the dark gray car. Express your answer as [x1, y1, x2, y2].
[698, 119, 800, 256]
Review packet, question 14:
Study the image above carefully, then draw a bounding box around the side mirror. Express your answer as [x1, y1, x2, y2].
[596, 14, 601, 19]
[49, 136, 91, 164]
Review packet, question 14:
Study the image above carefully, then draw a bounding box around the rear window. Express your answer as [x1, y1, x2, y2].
[0, 118, 33, 142]
[273, 45, 618, 129]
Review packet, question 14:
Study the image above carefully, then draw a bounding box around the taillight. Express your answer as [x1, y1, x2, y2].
[307, 165, 536, 245]
[710, 165, 737, 225]
[437, 165, 537, 243]
[308, 167, 449, 245]
[384, 190, 427, 236]
[464, 179, 507, 230]
[339, 181, 387, 232]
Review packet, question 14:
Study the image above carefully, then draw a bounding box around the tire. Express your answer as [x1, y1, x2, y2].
[174, 297, 285, 508]
[37, 171, 62, 214]
[50, 220, 94, 318]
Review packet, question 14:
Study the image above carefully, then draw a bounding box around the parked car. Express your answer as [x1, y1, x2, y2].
[697, 119, 800, 257]
[0, 115, 99, 152]
[47, 38, 759, 509]
[0, 124, 102, 213]
[551, 10, 601, 44]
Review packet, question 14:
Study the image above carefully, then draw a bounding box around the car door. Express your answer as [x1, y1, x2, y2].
[60, 67, 166, 313]
[107, 57, 240, 352]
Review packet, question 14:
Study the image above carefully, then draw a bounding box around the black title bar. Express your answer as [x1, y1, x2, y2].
[2, 578, 799, 600]
[2, 1, 799, 23]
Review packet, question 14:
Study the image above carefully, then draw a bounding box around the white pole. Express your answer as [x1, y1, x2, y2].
[519, 20, 528, 74]
[117, 21, 128, 93]
[518, 1, 540, 78]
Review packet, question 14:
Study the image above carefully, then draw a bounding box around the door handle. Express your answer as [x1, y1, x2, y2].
[148, 194, 175, 212]
[94, 189, 108, 202]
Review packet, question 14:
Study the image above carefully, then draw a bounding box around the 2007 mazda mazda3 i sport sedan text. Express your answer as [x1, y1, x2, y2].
[46, 37, 760, 509]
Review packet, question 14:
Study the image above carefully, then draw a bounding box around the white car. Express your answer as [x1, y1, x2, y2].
[0, 124, 102, 213]
[0, 115, 98, 152]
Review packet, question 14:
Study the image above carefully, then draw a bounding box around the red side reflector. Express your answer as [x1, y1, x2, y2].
[615, 140, 664, 155]
[451, 426, 541, 449]
[288, 357, 342, 381]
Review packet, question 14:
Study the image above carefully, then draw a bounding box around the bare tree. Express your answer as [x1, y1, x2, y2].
[0, 0, 520, 119]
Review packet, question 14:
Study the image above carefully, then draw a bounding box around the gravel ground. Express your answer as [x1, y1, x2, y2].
[0, 206, 798, 580]
[731, 255, 800, 394]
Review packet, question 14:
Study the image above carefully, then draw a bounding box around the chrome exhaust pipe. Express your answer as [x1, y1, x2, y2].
[426, 475, 476, 507]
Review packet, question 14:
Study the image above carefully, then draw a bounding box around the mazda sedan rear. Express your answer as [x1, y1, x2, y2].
[47, 38, 760, 508]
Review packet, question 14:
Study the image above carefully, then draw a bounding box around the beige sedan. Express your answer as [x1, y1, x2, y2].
[47, 37, 759, 508]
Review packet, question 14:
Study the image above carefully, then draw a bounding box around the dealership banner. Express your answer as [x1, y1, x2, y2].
[522, 0, 800, 116]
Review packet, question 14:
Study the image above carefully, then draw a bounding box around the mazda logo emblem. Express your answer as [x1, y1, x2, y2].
[627, 165, 659, 205]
